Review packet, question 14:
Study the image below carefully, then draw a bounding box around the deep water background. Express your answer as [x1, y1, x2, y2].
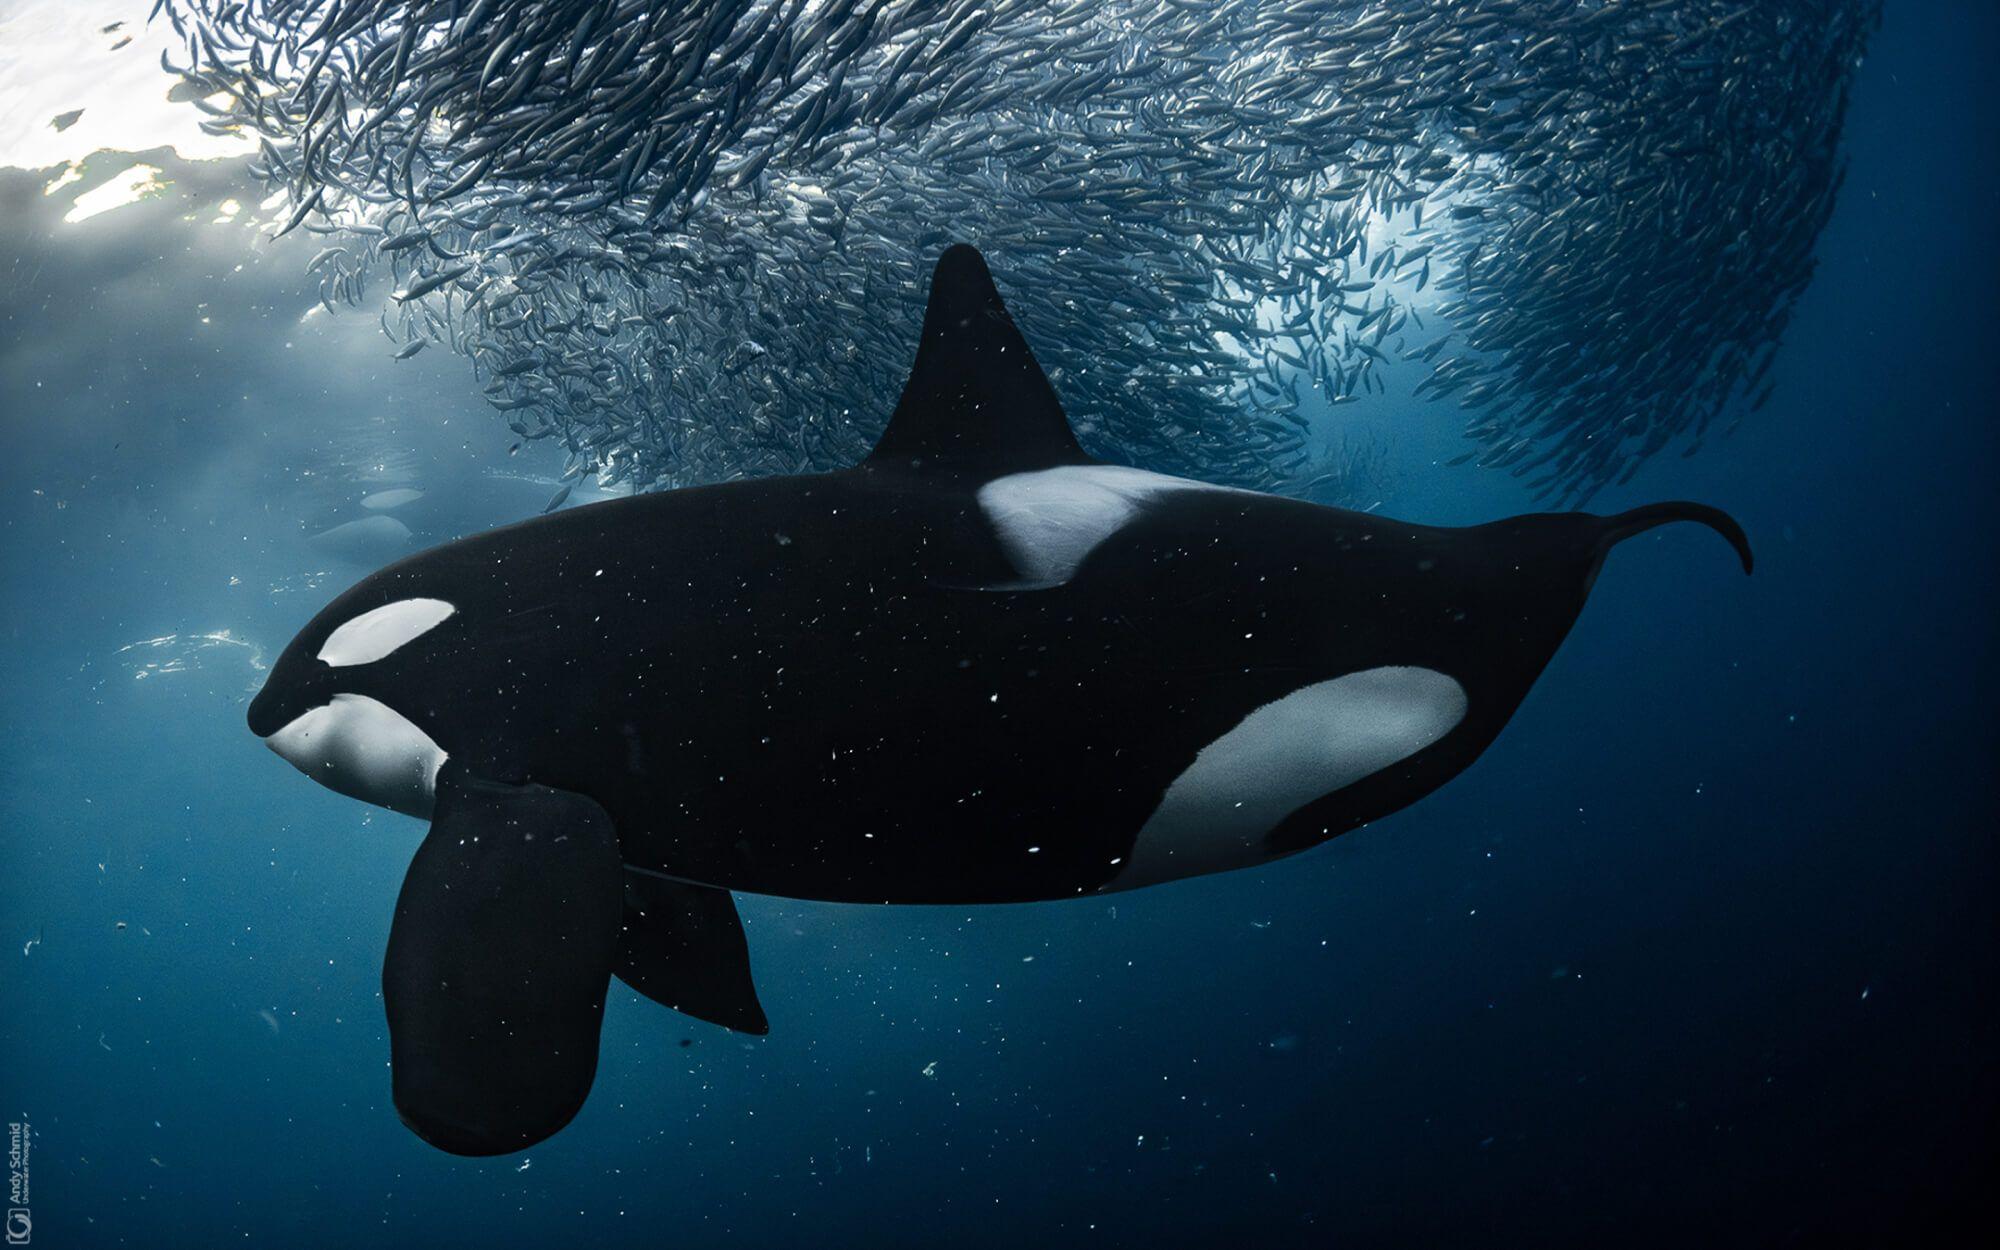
[1, 4, 1992, 1245]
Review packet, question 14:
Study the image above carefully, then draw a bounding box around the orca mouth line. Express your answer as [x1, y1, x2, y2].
[620, 862, 714, 887]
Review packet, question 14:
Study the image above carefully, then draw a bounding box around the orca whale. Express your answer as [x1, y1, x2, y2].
[248, 245, 1751, 1155]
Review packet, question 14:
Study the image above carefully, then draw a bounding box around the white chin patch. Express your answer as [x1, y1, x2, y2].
[317, 597, 455, 667]
[977, 465, 1247, 587]
[1116, 667, 1467, 888]
[265, 693, 447, 819]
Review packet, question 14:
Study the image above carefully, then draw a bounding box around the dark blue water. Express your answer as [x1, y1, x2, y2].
[2, 4, 1992, 1245]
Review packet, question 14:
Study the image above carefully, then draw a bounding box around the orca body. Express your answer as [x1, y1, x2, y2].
[249, 246, 1751, 1154]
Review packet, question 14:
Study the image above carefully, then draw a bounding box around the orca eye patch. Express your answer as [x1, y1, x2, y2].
[318, 598, 457, 667]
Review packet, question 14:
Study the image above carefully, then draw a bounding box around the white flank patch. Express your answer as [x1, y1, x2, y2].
[976, 465, 1248, 586]
[317, 597, 456, 667]
[264, 693, 447, 819]
[1117, 667, 1467, 887]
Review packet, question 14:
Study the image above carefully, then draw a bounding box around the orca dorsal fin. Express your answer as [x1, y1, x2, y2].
[863, 244, 1090, 477]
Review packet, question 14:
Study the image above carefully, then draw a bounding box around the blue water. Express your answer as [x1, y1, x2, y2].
[2, 5, 1992, 1245]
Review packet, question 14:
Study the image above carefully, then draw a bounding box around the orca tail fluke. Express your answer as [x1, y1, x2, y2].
[1599, 502, 1754, 574]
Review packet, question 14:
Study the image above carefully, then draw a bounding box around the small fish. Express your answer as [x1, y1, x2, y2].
[167, 0, 1878, 506]
[396, 265, 474, 303]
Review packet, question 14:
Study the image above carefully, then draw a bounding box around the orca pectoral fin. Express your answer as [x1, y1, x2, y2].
[615, 874, 769, 1036]
[382, 766, 625, 1156]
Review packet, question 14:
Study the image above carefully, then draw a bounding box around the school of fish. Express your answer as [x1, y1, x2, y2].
[160, 0, 1879, 501]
